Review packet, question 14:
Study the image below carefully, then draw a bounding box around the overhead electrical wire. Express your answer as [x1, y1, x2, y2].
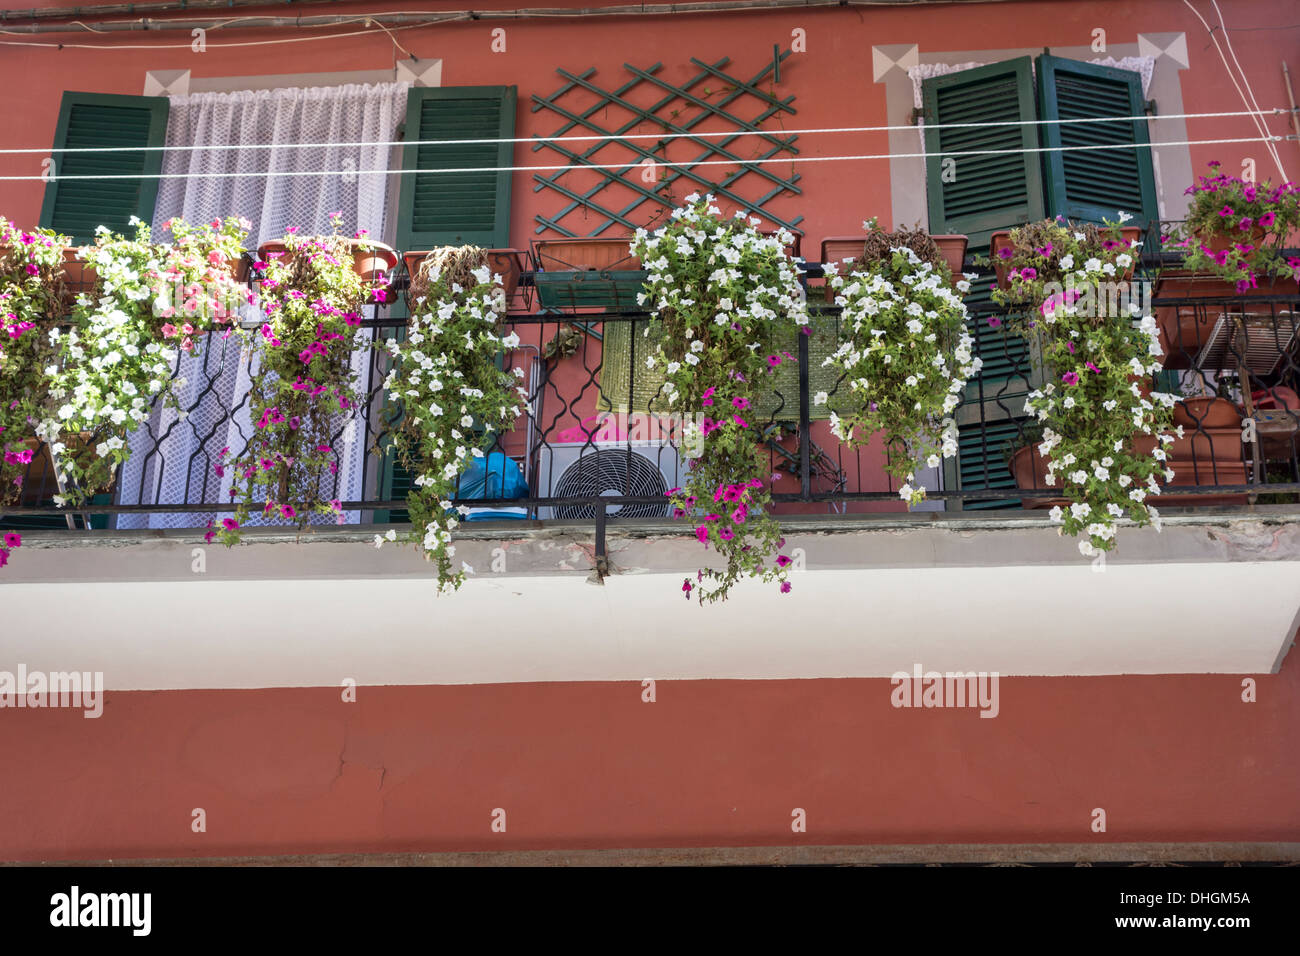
[0, 109, 1285, 156]
[0, 135, 1278, 182]
[0, 18, 434, 51]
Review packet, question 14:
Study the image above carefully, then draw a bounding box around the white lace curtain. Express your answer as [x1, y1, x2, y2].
[118, 82, 409, 530]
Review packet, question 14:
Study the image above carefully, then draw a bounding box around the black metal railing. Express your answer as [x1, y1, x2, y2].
[3, 241, 1299, 535]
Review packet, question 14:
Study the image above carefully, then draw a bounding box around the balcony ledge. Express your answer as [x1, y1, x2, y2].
[5, 509, 1300, 688]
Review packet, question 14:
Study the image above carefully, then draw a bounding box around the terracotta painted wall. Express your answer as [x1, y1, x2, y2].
[0, 657, 1297, 860]
[2, 0, 1299, 859]
[2, 0, 1297, 237]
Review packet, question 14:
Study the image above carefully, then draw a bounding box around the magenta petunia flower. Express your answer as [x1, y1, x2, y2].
[695, 525, 709, 544]
[222, 518, 239, 531]
[1260, 212, 1276, 228]
[1062, 372, 1080, 386]
[780, 581, 791, 594]
[1086, 361, 1102, 374]
[766, 355, 781, 368]
[3, 532, 21, 548]
[718, 527, 735, 541]
[775, 554, 791, 568]
[732, 396, 750, 410]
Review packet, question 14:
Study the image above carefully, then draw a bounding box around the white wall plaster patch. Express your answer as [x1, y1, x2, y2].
[1138, 33, 1190, 69]
[144, 69, 191, 97]
[395, 58, 443, 88]
[871, 44, 920, 83]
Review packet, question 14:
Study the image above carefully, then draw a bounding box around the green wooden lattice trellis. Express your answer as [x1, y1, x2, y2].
[531, 49, 804, 237]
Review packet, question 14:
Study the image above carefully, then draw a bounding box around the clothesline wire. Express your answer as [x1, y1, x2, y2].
[0, 135, 1277, 182]
[0, 108, 1287, 156]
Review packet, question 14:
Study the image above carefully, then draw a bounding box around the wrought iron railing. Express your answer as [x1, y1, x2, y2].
[4, 242, 1299, 535]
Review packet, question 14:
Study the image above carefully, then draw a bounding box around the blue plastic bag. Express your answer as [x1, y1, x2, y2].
[454, 452, 528, 520]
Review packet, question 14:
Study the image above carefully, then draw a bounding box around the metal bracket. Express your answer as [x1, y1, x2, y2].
[593, 503, 609, 580]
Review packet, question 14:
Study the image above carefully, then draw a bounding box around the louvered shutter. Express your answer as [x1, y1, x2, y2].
[1036, 54, 1158, 227]
[962, 274, 1031, 393]
[952, 277, 1033, 510]
[395, 86, 516, 251]
[957, 419, 1024, 510]
[922, 57, 1044, 251]
[38, 92, 170, 244]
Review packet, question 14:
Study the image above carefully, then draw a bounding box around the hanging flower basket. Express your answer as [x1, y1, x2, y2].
[534, 236, 645, 309]
[403, 248, 523, 302]
[536, 237, 640, 272]
[989, 225, 1141, 290]
[821, 233, 967, 279]
[258, 237, 397, 289]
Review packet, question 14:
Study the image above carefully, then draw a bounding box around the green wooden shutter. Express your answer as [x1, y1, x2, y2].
[922, 58, 1044, 250]
[383, 86, 515, 519]
[956, 418, 1025, 510]
[962, 274, 1031, 391]
[953, 277, 1034, 510]
[395, 86, 516, 251]
[38, 92, 170, 244]
[1036, 54, 1158, 227]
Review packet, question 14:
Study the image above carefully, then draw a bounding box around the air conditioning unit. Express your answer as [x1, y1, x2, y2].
[534, 441, 685, 520]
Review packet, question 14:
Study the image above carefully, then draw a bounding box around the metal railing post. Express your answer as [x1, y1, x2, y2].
[798, 329, 811, 500]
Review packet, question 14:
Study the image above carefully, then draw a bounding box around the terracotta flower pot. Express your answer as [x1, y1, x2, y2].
[820, 234, 967, 303]
[1152, 270, 1298, 367]
[820, 234, 966, 275]
[1009, 443, 1066, 509]
[1133, 429, 1249, 505]
[226, 254, 250, 283]
[1135, 426, 1243, 460]
[1174, 396, 1241, 429]
[351, 241, 398, 286]
[61, 248, 96, 290]
[257, 238, 397, 287]
[402, 248, 522, 300]
[1194, 223, 1267, 253]
[989, 226, 1141, 290]
[535, 237, 640, 272]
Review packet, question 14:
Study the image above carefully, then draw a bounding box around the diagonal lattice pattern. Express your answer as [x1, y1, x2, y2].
[531, 49, 803, 238]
